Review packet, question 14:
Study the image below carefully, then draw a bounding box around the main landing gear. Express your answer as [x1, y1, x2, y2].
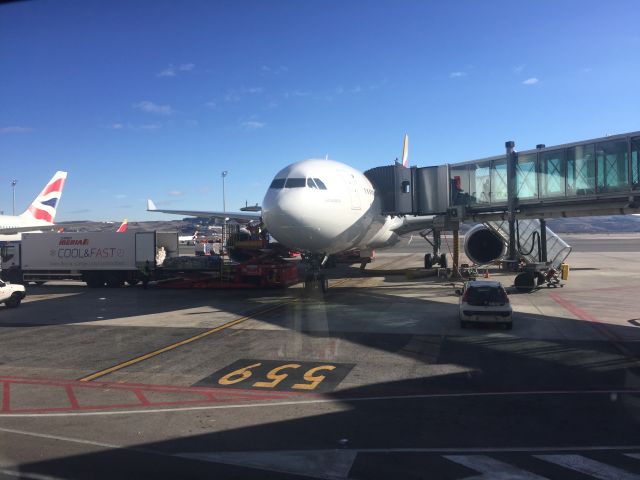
[302, 254, 329, 293]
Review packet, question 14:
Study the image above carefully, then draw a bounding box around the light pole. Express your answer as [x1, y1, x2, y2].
[221, 171, 228, 212]
[11, 180, 17, 215]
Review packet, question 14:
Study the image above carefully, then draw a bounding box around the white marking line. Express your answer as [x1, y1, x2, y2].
[535, 454, 640, 480]
[0, 469, 65, 480]
[179, 450, 357, 480]
[627, 453, 640, 461]
[444, 455, 549, 479]
[0, 388, 637, 418]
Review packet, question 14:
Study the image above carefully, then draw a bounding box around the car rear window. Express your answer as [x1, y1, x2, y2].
[465, 286, 505, 305]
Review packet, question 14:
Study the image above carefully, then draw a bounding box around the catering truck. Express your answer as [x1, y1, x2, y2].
[0, 231, 298, 289]
[0, 231, 178, 287]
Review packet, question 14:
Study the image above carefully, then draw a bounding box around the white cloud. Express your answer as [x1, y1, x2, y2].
[157, 66, 176, 77]
[115, 194, 127, 199]
[522, 77, 539, 85]
[139, 123, 161, 130]
[108, 122, 162, 131]
[245, 87, 263, 94]
[224, 92, 241, 102]
[449, 71, 467, 78]
[0, 126, 33, 134]
[513, 65, 525, 74]
[133, 101, 173, 115]
[582, 67, 592, 73]
[204, 101, 217, 109]
[168, 190, 184, 197]
[242, 120, 266, 130]
[261, 65, 288, 75]
[157, 63, 195, 77]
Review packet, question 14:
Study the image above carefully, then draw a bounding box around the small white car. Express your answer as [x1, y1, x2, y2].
[0, 279, 26, 308]
[456, 280, 512, 329]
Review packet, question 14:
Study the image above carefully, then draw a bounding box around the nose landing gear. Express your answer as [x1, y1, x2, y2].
[302, 254, 329, 293]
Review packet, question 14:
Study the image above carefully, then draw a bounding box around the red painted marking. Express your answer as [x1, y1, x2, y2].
[65, 385, 80, 409]
[549, 293, 598, 322]
[0, 376, 318, 415]
[2, 382, 10, 412]
[133, 390, 151, 406]
[549, 293, 624, 344]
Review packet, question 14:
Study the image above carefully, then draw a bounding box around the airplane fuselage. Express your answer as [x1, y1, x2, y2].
[261, 159, 402, 254]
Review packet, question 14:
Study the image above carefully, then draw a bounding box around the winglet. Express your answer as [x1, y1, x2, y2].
[147, 199, 157, 211]
[401, 134, 409, 168]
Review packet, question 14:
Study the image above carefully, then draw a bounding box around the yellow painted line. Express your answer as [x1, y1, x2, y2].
[78, 302, 289, 382]
[80, 254, 416, 382]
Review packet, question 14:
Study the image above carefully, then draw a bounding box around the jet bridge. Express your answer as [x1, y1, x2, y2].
[365, 130, 640, 270]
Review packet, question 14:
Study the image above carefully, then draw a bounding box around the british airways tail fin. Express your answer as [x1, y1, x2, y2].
[20, 171, 68, 223]
[117, 219, 128, 233]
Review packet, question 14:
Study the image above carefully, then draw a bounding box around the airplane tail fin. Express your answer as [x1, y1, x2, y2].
[401, 134, 409, 168]
[117, 219, 128, 233]
[20, 171, 68, 223]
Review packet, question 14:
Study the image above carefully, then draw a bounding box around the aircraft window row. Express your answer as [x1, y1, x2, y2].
[269, 178, 327, 189]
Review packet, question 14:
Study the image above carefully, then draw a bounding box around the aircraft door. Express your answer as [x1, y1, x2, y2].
[340, 171, 361, 210]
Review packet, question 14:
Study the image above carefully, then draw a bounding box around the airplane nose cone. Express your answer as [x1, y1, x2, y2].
[262, 190, 328, 251]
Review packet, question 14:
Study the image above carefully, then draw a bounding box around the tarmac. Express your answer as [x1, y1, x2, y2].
[0, 233, 639, 479]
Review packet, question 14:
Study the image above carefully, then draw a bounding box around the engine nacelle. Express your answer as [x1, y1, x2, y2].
[463, 224, 506, 265]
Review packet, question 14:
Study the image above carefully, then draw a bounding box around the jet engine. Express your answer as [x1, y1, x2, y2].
[463, 224, 506, 265]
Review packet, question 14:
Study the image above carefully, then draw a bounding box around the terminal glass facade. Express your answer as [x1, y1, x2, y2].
[567, 144, 595, 196]
[596, 140, 628, 192]
[539, 149, 566, 198]
[516, 153, 537, 199]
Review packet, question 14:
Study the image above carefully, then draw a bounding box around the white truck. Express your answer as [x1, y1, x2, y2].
[0, 280, 26, 308]
[0, 231, 178, 288]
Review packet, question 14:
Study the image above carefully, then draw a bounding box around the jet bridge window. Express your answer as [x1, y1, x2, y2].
[269, 179, 285, 189]
[284, 178, 306, 188]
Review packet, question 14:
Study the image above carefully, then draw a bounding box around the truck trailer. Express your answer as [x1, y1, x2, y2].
[0, 231, 178, 287]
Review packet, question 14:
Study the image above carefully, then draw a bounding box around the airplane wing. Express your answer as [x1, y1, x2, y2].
[147, 199, 261, 223]
[0, 225, 56, 235]
[391, 215, 436, 236]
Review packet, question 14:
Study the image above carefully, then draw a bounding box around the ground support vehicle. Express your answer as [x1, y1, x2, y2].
[456, 280, 513, 329]
[0, 280, 26, 308]
[0, 231, 178, 287]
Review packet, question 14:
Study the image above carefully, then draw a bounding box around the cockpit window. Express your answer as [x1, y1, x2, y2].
[307, 178, 318, 189]
[284, 178, 306, 188]
[313, 178, 327, 190]
[269, 178, 285, 189]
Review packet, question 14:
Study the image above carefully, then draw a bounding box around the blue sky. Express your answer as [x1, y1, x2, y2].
[1, 0, 639, 221]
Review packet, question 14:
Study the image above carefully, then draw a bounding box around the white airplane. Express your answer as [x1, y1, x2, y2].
[147, 136, 437, 290]
[179, 230, 198, 245]
[0, 171, 68, 240]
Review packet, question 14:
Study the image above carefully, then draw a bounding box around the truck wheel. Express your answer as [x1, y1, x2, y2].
[424, 254, 433, 269]
[84, 275, 105, 288]
[439, 253, 448, 269]
[106, 277, 125, 288]
[5, 294, 21, 308]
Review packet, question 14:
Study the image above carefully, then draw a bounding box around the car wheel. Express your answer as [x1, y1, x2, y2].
[5, 294, 21, 308]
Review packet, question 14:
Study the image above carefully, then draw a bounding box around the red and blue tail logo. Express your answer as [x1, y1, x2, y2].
[22, 171, 68, 223]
